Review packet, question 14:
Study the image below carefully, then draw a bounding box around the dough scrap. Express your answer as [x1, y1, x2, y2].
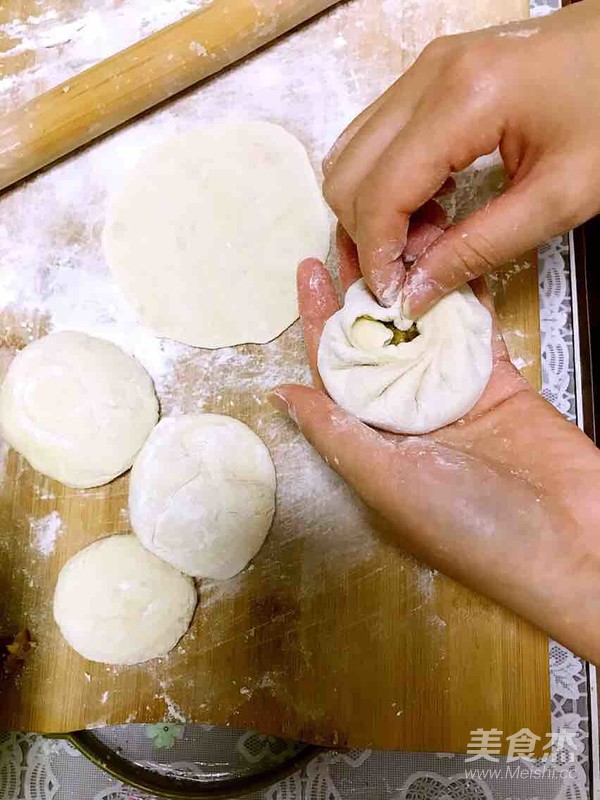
[129, 414, 276, 579]
[53, 535, 196, 665]
[318, 280, 493, 434]
[0, 332, 158, 488]
[103, 122, 331, 348]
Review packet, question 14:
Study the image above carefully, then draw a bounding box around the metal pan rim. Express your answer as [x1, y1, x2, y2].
[50, 729, 325, 799]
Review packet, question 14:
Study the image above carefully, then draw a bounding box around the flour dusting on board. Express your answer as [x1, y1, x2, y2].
[0, 0, 209, 108]
[1, 0, 530, 731]
[0, 0, 520, 388]
[416, 567, 438, 603]
[157, 681, 187, 723]
[0, 0, 524, 593]
[29, 510, 62, 556]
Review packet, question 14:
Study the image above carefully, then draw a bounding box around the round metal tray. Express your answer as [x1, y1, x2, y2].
[61, 724, 324, 798]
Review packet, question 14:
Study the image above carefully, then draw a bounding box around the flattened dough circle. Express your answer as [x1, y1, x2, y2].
[53, 534, 196, 665]
[0, 331, 158, 488]
[129, 414, 276, 579]
[103, 122, 331, 348]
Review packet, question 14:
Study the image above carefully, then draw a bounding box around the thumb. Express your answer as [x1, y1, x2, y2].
[268, 384, 398, 508]
[402, 166, 575, 318]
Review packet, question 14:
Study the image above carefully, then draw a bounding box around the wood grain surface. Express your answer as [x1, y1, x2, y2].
[0, 0, 549, 753]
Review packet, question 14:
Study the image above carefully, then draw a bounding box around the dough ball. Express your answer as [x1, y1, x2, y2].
[53, 535, 196, 665]
[318, 280, 493, 434]
[0, 331, 158, 488]
[103, 121, 330, 348]
[129, 414, 276, 579]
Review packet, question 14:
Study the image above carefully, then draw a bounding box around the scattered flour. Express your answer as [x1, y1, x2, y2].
[511, 355, 531, 371]
[157, 682, 187, 723]
[100, 690, 110, 704]
[332, 33, 347, 50]
[429, 614, 447, 630]
[188, 40, 207, 56]
[33, 484, 56, 500]
[416, 567, 438, 603]
[85, 719, 107, 730]
[497, 26, 540, 37]
[29, 510, 62, 556]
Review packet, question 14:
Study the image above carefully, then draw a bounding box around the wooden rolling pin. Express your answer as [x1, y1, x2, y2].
[0, 0, 341, 193]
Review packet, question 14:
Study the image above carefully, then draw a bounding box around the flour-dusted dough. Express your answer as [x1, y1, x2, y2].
[103, 122, 331, 348]
[53, 535, 196, 665]
[129, 414, 276, 580]
[0, 332, 158, 488]
[318, 280, 493, 435]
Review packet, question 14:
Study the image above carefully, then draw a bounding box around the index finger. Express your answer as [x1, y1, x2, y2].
[354, 96, 502, 306]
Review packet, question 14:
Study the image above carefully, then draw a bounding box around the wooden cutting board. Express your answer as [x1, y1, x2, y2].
[0, 0, 549, 752]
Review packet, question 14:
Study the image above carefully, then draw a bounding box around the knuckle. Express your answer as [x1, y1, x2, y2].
[446, 230, 500, 281]
[420, 34, 456, 62]
[448, 44, 503, 102]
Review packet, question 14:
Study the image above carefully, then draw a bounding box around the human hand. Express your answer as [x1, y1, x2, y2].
[269, 229, 600, 664]
[322, 1, 600, 315]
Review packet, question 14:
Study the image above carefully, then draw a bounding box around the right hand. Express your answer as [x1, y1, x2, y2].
[322, 0, 600, 315]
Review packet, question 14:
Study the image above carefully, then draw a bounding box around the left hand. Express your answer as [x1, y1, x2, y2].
[269, 228, 600, 664]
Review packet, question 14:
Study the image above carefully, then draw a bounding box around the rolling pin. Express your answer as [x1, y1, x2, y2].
[0, 0, 341, 193]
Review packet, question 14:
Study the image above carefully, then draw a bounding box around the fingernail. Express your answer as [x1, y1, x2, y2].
[402, 278, 438, 318]
[267, 388, 292, 416]
[401, 264, 434, 317]
[380, 286, 399, 308]
[370, 261, 404, 308]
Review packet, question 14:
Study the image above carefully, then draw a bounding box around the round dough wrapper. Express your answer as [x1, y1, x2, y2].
[0, 331, 158, 488]
[129, 414, 276, 579]
[103, 121, 331, 348]
[318, 280, 493, 435]
[53, 535, 196, 665]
